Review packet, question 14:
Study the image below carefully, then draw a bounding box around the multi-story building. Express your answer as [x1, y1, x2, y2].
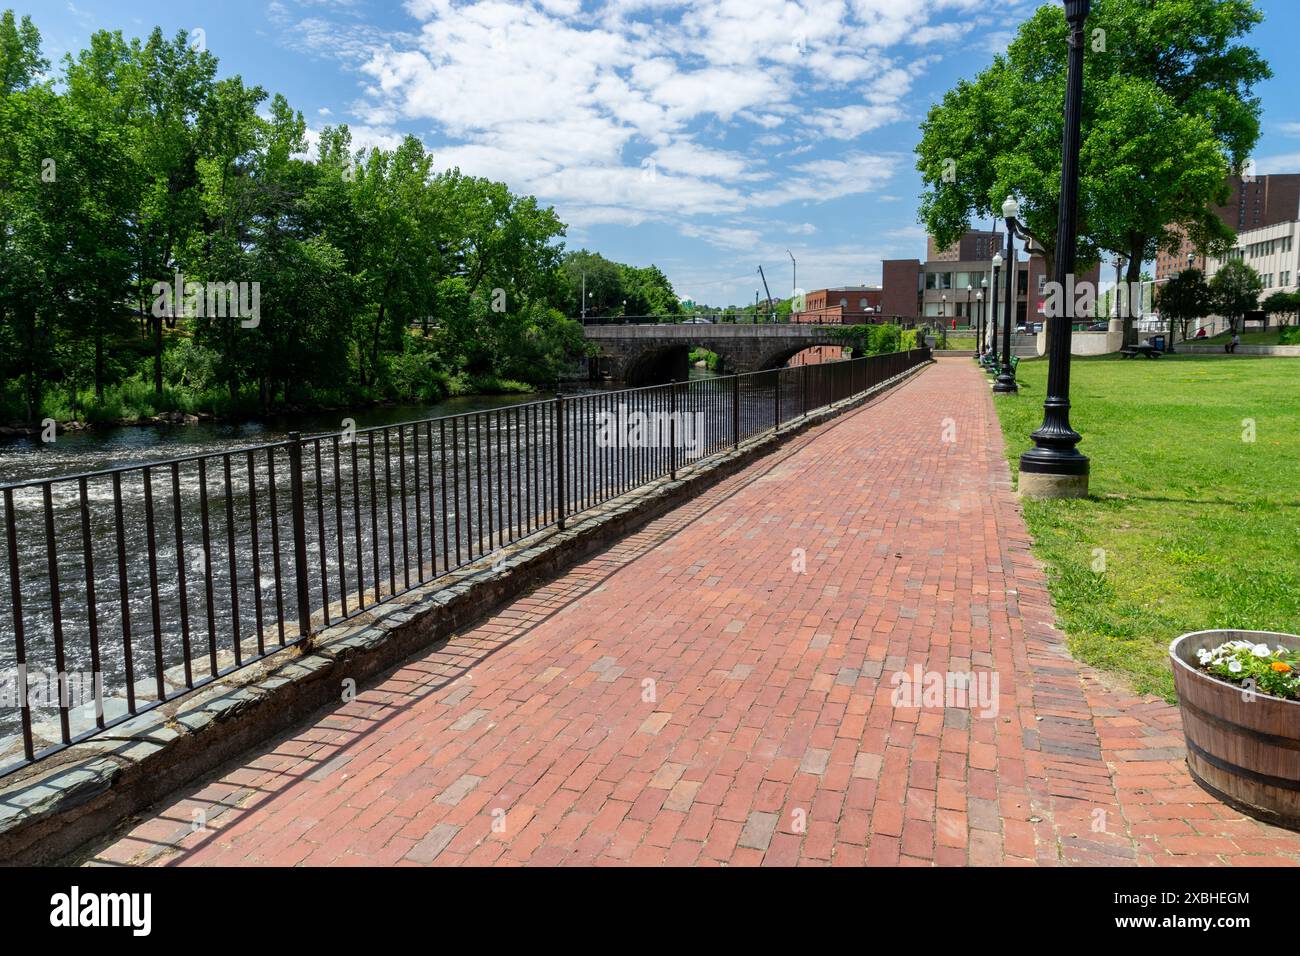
[1155, 173, 1300, 281]
[788, 286, 882, 365]
[1203, 220, 1300, 300]
[882, 231, 1100, 328]
[790, 286, 883, 323]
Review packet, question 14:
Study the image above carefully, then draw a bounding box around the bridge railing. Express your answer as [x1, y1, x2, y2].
[0, 348, 931, 775]
[576, 313, 923, 327]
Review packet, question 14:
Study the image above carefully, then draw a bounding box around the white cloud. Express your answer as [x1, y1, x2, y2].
[267, 0, 987, 292]
[273, 0, 954, 202]
[1254, 152, 1300, 176]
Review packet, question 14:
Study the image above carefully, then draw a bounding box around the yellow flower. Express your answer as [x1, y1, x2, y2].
[1271, 661, 1292, 673]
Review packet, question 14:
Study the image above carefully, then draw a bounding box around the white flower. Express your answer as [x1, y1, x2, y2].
[1228, 660, 1243, 673]
[1252, 644, 1271, 658]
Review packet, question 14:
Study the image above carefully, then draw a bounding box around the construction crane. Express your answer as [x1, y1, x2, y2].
[756, 265, 775, 322]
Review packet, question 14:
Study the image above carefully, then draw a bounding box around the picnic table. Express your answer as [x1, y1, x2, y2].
[1120, 344, 1162, 359]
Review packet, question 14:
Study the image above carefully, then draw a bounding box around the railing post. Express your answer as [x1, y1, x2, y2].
[773, 369, 780, 433]
[555, 389, 566, 531]
[669, 380, 678, 480]
[286, 432, 312, 641]
[732, 373, 740, 449]
[802, 364, 809, 418]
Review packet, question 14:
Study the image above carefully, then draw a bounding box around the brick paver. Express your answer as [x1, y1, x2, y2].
[86, 358, 1300, 866]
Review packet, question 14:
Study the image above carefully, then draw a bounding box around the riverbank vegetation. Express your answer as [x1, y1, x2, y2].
[829, 324, 919, 355]
[0, 12, 678, 427]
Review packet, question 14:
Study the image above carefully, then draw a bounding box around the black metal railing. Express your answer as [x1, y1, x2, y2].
[0, 349, 929, 774]
[577, 312, 923, 327]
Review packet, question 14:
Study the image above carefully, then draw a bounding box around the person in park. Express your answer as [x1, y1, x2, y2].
[1227, 332, 1241, 354]
[1195, 326, 1207, 339]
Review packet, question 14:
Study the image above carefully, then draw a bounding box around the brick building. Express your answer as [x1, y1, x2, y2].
[881, 231, 1100, 328]
[1154, 173, 1300, 281]
[790, 286, 883, 324]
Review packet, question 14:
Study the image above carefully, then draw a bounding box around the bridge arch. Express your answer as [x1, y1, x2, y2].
[584, 324, 842, 386]
[622, 344, 691, 386]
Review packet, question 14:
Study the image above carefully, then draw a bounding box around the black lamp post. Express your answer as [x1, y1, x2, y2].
[994, 198, 1019, 393]
[989, 253, 1002, 369]
[980, 276, 988, 345]
[1018, 0, 1091, 498]
[975, 288, 985, 361]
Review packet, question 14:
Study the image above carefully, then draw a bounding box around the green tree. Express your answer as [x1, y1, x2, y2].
[0, 10, 589, 420]
[1156, 268, 1212, 350]
[0, 9, 44, 94]
[1210, 258, 1263, 332]
[1261, 290, 1300, 327]
[916, 0, 1269, 349]
[560, 250, 623, 318]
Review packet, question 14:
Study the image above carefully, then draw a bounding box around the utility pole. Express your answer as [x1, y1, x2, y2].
[581, 271, 586, 324]
[787, 250, 797, 303]
[757, 265, 775, 322]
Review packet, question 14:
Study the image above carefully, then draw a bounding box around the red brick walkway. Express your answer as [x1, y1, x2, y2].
[88, 358, 1300, 866]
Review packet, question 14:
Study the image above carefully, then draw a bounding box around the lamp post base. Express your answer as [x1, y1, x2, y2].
[992, 371, 1018, 393]
[1018, 469, 1089, 499]
[1018, 448, 1090, 499]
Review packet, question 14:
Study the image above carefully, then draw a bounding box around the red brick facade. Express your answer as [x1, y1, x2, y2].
[1154, 173, 1300, 281]
[792, 287, 883, 324]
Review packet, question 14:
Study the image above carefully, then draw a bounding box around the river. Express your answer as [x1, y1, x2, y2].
[0, 367, 749, 759]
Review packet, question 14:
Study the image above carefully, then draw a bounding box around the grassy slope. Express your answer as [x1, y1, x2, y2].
[992, 355, 1300, 700]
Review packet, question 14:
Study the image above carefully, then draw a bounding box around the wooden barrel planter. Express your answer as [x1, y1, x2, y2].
[1170, 629, 1300, 831]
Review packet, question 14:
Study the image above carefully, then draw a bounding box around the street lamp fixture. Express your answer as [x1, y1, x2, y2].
[979, 277, 989, 359]
[1018, 0, 1091, 499]
[989, 252, 1003, 367]
[994, 197, 1022, 393]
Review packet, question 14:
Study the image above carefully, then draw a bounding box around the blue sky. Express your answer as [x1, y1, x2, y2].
[14, 0, 1300, 306]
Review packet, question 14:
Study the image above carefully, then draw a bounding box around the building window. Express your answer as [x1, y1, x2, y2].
[859, 298, 868, 308]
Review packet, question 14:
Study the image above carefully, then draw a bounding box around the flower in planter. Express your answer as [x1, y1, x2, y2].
[1196, 637, 1300, 701]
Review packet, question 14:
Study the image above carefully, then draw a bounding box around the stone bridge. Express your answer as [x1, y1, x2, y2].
[584, 323, 843, 384]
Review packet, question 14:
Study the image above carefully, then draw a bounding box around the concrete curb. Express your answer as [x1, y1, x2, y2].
[0, 359, 931, 865]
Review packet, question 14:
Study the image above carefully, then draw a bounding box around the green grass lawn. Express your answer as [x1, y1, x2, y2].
[933, 334, 977, 350]
[993, 355, 1300, 701]
[1200, 326, 1299, 346]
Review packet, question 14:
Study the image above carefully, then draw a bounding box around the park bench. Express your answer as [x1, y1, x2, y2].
[1120, 344, 1162, 359]
[982, 355, 1020, 379]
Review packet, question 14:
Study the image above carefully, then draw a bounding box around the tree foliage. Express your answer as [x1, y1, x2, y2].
[1156, 267, 1212, 344]
[916, 0, 1270, 346]
[0, 11, 593, 423]
[1209, 258, 1264, 331]
[559, 250, 681, 319]
[1261, 290, 1300, 326]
